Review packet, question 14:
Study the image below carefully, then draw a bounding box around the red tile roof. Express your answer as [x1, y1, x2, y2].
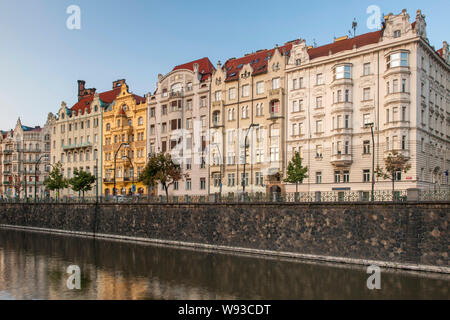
[307, 31, 382, 60]
[70, 87, 122, 115]
[437, 48, 443, 57]
[223, 41, 300, 81]
[172, 57, 215, 81]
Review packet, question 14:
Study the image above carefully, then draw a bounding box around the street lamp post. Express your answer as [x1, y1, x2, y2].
[242, 123, 259, 199]
[34, 154, 48, 202]
[365, 123, 376, 202]
[113, 143, 130, 197]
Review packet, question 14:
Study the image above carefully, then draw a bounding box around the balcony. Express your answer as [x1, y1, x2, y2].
[384, 92, 410, 106]
[2, 149, 13, 154]
[383, 66, 411, 78]
[267, 112, 282, 120]
[2, 181, 11, 185]
[212, 100, 224, 108]
[170, 91, 183, 98]
[269, 88, 284, 99]
[331, 102, 353, 114]
[103, 178, 113, 183]
[330, 78, 353, 88]
[383, 149, 410, 160]
[63, 142, 93, 150]
[2, 160, 12, 165]
[23, 159, 38, 164]
[331, 154, 353, 167]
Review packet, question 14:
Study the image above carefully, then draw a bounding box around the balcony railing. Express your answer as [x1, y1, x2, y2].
[2, 150, 13, 154]
[330, 154, 353, 167]
[63, 142, 93, 150]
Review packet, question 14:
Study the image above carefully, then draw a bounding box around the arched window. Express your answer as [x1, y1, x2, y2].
[171, 82, 182, 93]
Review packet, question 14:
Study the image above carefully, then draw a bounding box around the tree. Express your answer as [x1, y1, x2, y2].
[284, 152, 308, 193]
[375, 151, 411, 198]
[68, 168, 96, 199]
[11, 174, 24, 198]
[44, 162, 68, 199]
[139, 153, 186, 202]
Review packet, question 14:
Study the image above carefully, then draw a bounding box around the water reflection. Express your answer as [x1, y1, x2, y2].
[0, 228, 448, 300]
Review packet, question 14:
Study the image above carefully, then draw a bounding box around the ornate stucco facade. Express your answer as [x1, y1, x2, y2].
[209, 42, 299, 197]
[285, 9, 449, 193]
[0, 118, 51, 198]
[147, 58, 215, 197]
[102, 80, 147, 196]
[50, 80, 121, 197]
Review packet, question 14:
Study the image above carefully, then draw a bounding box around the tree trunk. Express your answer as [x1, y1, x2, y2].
[164, 184, 169, 203]
[296, 182, 298, 193]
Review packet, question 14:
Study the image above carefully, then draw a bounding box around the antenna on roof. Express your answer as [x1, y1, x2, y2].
[351, 18, 358, 37]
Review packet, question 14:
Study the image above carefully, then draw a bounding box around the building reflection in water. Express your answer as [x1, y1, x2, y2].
[0, 229, 448, 300]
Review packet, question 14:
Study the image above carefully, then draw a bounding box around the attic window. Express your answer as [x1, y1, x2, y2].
[230, 72, 237, 77]
[296, 59, 301, 66]
[394, 30, 401, 38]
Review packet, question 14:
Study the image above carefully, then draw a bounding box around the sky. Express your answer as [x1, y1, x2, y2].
[0, 0, 448, 130]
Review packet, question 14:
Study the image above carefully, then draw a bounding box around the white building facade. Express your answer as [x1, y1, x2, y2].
[285, 10, 449, 193]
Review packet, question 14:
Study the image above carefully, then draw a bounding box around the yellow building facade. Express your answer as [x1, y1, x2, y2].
[102, 80, 148, 196]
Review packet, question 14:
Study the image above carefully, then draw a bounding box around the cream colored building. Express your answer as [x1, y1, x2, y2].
[50, 80, 121, 197]
[0, 118, 51, 199]
[209, 42, 299, 197]
[147, 58, 215, 197]
[285, 9, 449, 193]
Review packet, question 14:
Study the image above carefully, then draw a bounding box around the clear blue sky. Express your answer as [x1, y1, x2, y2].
[0, 0, 448, 130]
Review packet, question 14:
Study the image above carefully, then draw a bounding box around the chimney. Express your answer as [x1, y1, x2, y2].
[193, 63, 199, 74]
[113, 79, 126, 88]
[77, 80, 86, 101]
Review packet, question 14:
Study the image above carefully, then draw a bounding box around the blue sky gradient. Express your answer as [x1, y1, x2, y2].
[0, 0, 448, 129]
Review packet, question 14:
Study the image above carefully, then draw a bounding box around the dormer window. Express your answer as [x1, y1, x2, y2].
[162, 89, 168, 97]
[295, 59, 301, 66]
[393, 30, 401, 38]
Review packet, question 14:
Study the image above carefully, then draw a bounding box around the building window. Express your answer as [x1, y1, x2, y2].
[334, 65, 351, 80]
[363, 88, 371, 101]
[229, 87, 236, 100]
[240, 173, 249, 187]
[200, 178, 206, 190]
[299, 77, 304, 88]
[315, 120, 323, 133]
[186, 179, 192, 190]
[316, 73, 323, 85]
[242, 84, 249, 97]
[316, 172, 322, 184]
[316, 145, 323, 158]
[363, 114, 371, 126]
[334, 171, 341, 183]
[228, 173, 235, 187]
[363, 63, 371, 76]
[393, 30, 401, 38]
[316, 96, 322, 108]
[387, 52, 408, 69]
[343, 171, 350, 183]
[215, 91, 222, 102]
[256, 81, 264, 94]
[272, 77, 280, 90]
[363, 170, 371, 182]
[363, 141, 371, 154]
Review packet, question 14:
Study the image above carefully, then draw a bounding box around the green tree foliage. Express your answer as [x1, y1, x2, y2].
[139, 153, 186, 201]
[283, 152, 308, 192]
[68, 168, 96, 199]
[43, 162, 68, 199]
[375, 151, 411, 196]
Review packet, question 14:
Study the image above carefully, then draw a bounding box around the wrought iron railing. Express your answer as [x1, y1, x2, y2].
[1, 189, 448, 204]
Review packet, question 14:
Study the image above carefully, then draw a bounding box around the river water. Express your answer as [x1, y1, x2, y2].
[0, 228, 448, 300]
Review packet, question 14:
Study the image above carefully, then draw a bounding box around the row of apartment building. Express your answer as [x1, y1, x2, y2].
[1, 9, 449, 198]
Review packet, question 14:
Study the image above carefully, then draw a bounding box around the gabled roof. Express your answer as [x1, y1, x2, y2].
[70, 87, 122, 115]
[307, 31, 383, 60]
[172, 57, 215, 81]
[223, 41, 299, 81]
